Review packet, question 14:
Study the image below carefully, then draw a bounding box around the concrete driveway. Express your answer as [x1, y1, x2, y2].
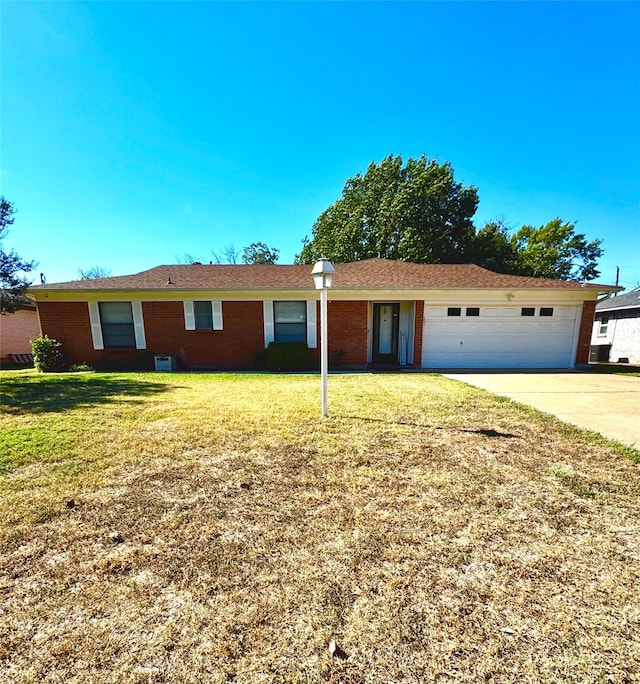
[443, 371, 640, 449]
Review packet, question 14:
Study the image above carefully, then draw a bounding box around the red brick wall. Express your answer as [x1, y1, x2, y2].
[37, 302, 101, 364]
[326, 300, 369, 368]
[575, 300, 596, 366]
[37, 298, 419, 370]
[38, 300, 267, 369]
[144, 301, 264, 368]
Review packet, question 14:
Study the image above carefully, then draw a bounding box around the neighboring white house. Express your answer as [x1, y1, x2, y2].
[590, 287, 640, 364]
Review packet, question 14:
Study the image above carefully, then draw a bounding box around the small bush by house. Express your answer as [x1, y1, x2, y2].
[30, 335, 67, 372]
[265, 341, 309, 371]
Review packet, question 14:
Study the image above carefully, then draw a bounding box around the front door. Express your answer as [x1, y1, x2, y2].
[373, 303, 400, 364]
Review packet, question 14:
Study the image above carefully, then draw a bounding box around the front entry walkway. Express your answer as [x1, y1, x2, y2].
[443, 371, 640, 449]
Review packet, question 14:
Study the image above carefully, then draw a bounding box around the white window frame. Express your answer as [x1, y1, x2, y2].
[263, 301, 275, 346]
[263, 300, 316, 348]
[183, 301, 223, 330]
[88, 302, 104, 350]
[132, 302, 146, 349]
[306, 301, 317, 349]
[88, 301, 146, 350]
[598, 316, 609, 336]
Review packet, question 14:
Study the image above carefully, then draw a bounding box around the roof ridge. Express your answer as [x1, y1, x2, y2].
[30, 259, 619, 292]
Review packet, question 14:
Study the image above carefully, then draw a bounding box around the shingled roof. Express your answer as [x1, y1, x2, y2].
[31, 258, 617, 292]
[596, 287, 640, 312]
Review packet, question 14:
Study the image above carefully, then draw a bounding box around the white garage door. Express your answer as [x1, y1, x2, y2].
[421, 304, 580, 369]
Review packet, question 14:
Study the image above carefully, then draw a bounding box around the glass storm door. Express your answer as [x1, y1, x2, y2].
[373, 303, 400, 363]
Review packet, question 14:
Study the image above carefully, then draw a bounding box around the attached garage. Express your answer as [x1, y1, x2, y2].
[421, 304, 581, 369]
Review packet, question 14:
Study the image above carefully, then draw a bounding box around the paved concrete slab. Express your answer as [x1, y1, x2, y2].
[443, 371, 640, 449]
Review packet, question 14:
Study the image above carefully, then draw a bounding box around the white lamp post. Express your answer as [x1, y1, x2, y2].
[311, 258, 335, 417]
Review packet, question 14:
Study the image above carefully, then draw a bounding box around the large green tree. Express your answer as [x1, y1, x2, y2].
[296, 155, 479, 264]
[509, 218, 603, 281]
[296, 155, 603, 281]
[471, 218, 603, 281]
[0, 197, 36, 312]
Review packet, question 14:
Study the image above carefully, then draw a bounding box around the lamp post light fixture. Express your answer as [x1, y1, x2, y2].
[311, 258, 335, 417]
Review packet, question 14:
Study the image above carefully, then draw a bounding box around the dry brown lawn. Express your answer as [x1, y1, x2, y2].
[1, 371, 639, 683]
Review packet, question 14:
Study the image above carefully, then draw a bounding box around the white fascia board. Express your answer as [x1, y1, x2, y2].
[328, 289, 598, 304]
[31, 287, 602, 305]
[421, 290, 599, 305]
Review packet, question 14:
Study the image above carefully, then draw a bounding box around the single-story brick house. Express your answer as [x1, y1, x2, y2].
[30, 258, 619, 370]
[590, 287, 640, 364]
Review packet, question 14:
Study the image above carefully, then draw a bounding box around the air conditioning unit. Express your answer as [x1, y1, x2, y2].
[154, 354, 177, 372]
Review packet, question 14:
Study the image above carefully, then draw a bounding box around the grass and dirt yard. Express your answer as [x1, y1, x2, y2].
[1, 370, 639, 683]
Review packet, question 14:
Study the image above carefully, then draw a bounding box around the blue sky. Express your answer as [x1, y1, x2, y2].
[2, 1, 639, 290]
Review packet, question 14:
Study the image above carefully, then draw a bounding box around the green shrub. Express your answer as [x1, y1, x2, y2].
[265, 341, 309, 372]
[69, 363, 94, 372]
[30, 335, 67, 372]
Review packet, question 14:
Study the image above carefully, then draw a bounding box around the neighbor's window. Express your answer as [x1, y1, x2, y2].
[521, 307, 535, 317]
[598, 316, 609, 335]
[99, 302, 135, 348]
[447, 307, 462, 317]
[540, 307, 554, 317]
[466, 307, 480, 317]
[274, 301, 307, 342]
[194, 301, 213, 329]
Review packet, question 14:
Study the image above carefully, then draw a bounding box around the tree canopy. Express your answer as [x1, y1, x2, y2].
[297, 155, 479, 265]
[509, 218, 603, 282]
[470, 218, 603, 281]
[297, 155, 604, 281]
[0, 197, 35, 312]
[469, 221, 520, 275]
[242, 242, 279, 265]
